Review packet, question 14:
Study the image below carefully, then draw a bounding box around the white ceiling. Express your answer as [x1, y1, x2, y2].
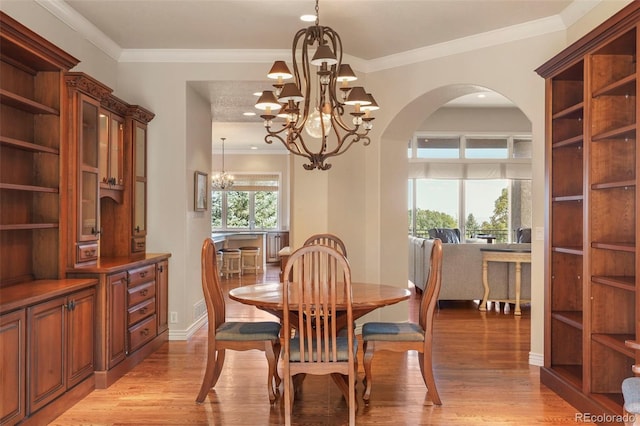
[45, 0, 603, 152]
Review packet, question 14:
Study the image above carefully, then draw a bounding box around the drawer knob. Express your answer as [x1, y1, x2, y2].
[141, 289, 148, 296]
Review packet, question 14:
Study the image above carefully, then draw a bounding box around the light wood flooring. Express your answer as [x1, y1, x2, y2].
[52, 265, 588, 425]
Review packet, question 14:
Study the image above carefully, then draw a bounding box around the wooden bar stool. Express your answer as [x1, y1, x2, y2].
[219, 248, 241, 278]
[239, 246, 261, 275]
[240, 246, 260, 273]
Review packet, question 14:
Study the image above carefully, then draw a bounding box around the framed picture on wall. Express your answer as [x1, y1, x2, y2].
[194, 171, 208, 211]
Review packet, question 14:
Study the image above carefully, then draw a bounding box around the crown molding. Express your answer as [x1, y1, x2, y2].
[365, 15, 567, 73]
[38, 0, 592, 73]
[36, 0, 122, 60]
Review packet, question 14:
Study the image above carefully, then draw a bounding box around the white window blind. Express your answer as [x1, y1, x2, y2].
[225, 174, 279, 192]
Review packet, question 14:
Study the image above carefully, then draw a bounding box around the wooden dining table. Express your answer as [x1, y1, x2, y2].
[229, 281, 411, 331]
[228, 281, 411, 403]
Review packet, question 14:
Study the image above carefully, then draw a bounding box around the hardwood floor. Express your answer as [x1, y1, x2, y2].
[52, 265, 588, 425]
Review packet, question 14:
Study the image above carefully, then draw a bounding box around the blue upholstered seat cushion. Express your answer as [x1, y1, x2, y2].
[622, 377, 640, 414]
[287, 336, 357, 362]
[362, 322, 425, 342]
[215, 321, 281, 341]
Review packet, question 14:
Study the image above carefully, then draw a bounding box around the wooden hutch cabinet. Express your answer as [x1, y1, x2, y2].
[0, 12, 170, 425]
[536, 1, 640, 417]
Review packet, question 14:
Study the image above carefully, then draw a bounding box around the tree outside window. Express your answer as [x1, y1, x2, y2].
[211, 174, 280, 231]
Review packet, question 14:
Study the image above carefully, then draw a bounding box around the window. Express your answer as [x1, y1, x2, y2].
[212, 174, 280, 230]
[464, 180, 509, 241]
[415, 136, 460, 159]
[465, 137, 507, 159]
[408, 133, 532, 242]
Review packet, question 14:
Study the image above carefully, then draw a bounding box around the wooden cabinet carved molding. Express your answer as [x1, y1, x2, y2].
[536, 1, 640, 417]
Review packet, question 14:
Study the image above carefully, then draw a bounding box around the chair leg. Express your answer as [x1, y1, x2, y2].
[418, 350, 441, 405]
[273, 340, 282, 387]
[196, 348, 226, 403]
[284, 375, 294, 426]
[264, 342, 278, 403]
[362, 340, 374, 403]
[348, 364, 356, 426]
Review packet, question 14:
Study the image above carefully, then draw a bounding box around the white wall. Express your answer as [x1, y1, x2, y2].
[419, 106, 531, 133]
[183, 85, 214, 335]
[3, 1, 632, 361]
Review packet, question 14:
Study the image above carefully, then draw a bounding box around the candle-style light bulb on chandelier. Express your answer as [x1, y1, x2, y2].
[212, 137, 234, 190]
[255, 0, 379, 170]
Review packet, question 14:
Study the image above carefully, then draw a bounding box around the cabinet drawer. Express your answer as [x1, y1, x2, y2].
[128, 314, 157, 353]
[131, 237, 146, 253]
[127, 282, 156, 307]
[127, 297, 156, 327]
[127, 264, 155, 287]
[77, 243, 98, 263]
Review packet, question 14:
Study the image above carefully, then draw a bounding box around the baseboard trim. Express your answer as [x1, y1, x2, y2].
[168, 314, 207, 340]
[529, 351, 544, 366]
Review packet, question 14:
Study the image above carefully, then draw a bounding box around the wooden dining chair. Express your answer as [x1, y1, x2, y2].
[303, 233, 348, 257]
[361, 238, 443, 405]
[196, 238, 282, 404]
[282, 244, 357, 426]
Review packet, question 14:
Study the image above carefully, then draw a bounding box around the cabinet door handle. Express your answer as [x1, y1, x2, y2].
[135, 226, 140, 233]
[65, 300, 76, 311]
[158, 265, 164, 273]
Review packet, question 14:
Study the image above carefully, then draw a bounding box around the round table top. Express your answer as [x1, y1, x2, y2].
[228, 282, 411, 312]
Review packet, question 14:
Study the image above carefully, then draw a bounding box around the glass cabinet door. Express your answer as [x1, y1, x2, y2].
[99, 110, 124, 187]
[79, 96, 100, 241]
[133, 122, 147, 236]
[111, 115, 124, 185]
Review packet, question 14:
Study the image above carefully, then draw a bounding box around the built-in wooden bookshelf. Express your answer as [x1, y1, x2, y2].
[536, 1, 640, 416]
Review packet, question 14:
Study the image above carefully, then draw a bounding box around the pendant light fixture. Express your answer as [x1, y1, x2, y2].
[255, 0, 379, 170]
[212, 137, 234, 190]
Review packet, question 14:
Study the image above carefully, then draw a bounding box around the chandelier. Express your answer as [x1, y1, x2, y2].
[212, 137, 234, 190]
[255, 0, 379, 171]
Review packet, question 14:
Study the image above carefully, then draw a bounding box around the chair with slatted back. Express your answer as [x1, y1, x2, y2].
[196, 238, 282, 404]
[303, 233, 348, 257]
[361, 238, 443, 406]
[282, 244, 357, 426]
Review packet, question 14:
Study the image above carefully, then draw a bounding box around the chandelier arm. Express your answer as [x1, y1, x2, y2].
[334, 133, 371, 157]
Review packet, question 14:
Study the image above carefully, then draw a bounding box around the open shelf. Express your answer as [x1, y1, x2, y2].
[592, 275, 635, 292]
[0, 136, 60, 154]
[592, 74, 636, 98]
[0, 89, 59, 115]
[0, 183, 58, 193]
